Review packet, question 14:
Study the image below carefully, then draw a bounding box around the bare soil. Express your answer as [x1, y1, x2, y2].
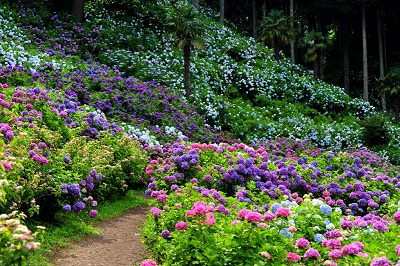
[49, 205, 152, 266]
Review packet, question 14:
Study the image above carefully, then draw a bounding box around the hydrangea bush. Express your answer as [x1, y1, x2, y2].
[0, 211, 45, 265]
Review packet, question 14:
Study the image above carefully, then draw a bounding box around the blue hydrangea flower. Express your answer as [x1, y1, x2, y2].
[314, 234, 324, 242]
[271, 203, 282, 214]
[279, 228, 293, 238]
[320, 205, 333, 215]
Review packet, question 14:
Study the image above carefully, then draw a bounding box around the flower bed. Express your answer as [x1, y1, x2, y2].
[141, 138, 400, 265]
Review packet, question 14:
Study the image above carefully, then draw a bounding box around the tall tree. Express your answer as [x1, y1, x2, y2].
[289, 0, 295, 64]
[166, 4, 206, 98]
[252, 0, 257, 39]
[71, 0, 85, 22]
[220, 0, 225, 24]
[362, 1, 368, 102]
[192, 0, 199, 10]
[259, 9, 291, 61]
[301, 31, 334, 80]
[342, 12, 350, 94]
[380, 66, 400, 121]
[377, 9, 386, 110]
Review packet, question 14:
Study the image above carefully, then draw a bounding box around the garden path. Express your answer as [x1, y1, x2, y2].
[50, 205, 151, 266]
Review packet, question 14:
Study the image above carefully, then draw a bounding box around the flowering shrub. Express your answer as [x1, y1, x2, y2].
[0, 211, 45, 265]
[142, 182, 400, 265]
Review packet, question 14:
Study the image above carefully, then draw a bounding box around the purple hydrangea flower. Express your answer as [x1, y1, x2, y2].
[89, 209, 98, 218]
[161, 230, 170, 239]
[63, 204, 71, 212]
[72, 201, 86, 213]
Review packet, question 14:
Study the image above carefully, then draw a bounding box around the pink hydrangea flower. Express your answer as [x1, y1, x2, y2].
[258, 222, 267, 228]
[276, 207, 291, 217]
[245, 211, 263, 223]
[260, 251, 270, 259]
[150, 207, 162, 218]
[1, 161, 12, 171]
[231, 219, 242, 226]
[238, 209, 251, 219]
[286, 252, 301, 262]
[295, 238, 310, 248]
[370, 257, 390, 266]
[203, 213, 216, 226]
[263, 213, 276, 221]
[140, 259, 157, 266]
[393, 211, 400, 223]
[342, 242, 363, 255]
[304, 248, 320, 259]
[396, 245, 400, 256]
[175, 221, 188, 231]
[329, 249, 343, 260]
[322, 239, 341, 249]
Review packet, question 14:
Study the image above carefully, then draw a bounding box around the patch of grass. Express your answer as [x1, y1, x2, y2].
[27, 190, 151, 266]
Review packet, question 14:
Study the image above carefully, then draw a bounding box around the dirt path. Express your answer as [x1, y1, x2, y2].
[51, 205, 152, 266]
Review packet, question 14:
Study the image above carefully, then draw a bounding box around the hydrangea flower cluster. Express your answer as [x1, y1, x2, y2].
[59, 170, 101, 218]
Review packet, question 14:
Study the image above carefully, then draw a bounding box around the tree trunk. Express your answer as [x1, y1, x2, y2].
[252, 0, 257, 39]
[313, 59, 319, 80]
[192, 0, 199, 9]
[183, 40, 191, 98]
[343, 13, 350, 94]
[320, 51, 326, 80]
[290, 0, 295, 64]
[362, 2, 368, 102]
[395, 95, 400, 122]
[377, 9, 386, 111]
[273, 39, 280, 62]
[71, 0, 85, 23]
[220, 0, 225, 24]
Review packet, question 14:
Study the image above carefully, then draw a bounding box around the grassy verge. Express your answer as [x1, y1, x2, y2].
[27, 190, 152, 266]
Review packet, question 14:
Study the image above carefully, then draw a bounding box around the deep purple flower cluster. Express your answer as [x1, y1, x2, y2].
[67, 184, 81, 197]
[72, 201, 86, 214]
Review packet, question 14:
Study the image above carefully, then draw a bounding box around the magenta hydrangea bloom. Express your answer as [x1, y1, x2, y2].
[264, 213, 276, 221]
[295, 238, 310, 248]
[393, 211, 400, 223]
[89, 209, 98, 218]
[342, 242, 364, 255]
[322, 239, 341, 249]
[150, 207, 162, 218]
[286, 252, 301, 262]
[203, 213, 216, 226]
[276, 207, 291, 217]
[325, 229, 342, 239]
[372, 221, 388, 232]
[370, 257, 390, 266]
[140, 259, 157, 266]
[245, 211, 263, 223]
[304, 248, 320, 259]
[1, 161, 12, 171]
[238, 209, 252, 219]
[396, 245, 400, 256]
[329, 249, 343, 260]
[175, 221, 188, 231]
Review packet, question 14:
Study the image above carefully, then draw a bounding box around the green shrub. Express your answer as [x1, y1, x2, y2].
[360, 114, 390, 148]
